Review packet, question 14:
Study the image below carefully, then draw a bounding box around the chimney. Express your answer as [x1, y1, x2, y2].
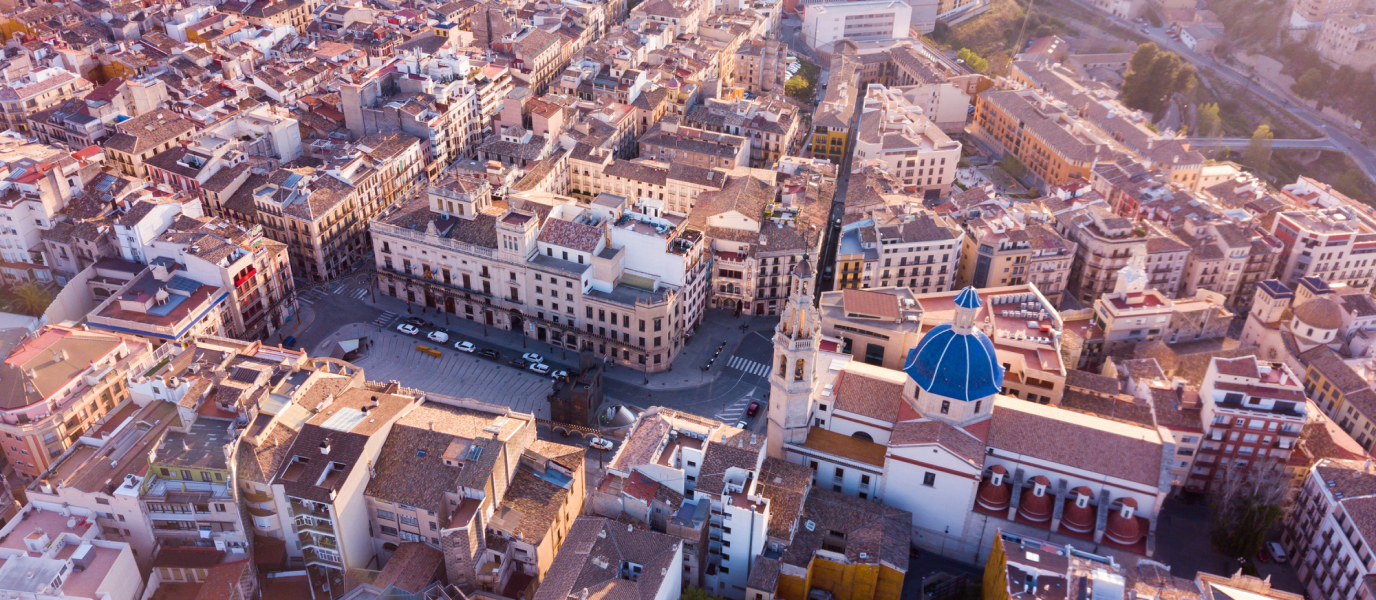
[320, 439, 332, 455]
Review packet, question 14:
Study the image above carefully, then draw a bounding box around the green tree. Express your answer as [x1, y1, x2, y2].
[1243, 124, 1274, 169]
[1292, 68, 1324, 98]
[1196, 102, 1221, 138]
[9, 283, 51, 317]
[957, 48, 989, 73]
[1122, 43, 1195, 117]
[681, 587, 720, 600]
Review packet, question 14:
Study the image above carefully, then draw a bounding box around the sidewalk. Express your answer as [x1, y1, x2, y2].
[358, 292, 775, 391]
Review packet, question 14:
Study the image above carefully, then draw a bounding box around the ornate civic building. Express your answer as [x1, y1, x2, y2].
[770, 265, 1175, 557]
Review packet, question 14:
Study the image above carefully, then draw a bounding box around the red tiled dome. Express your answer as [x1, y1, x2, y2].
[1105, 499, 1144, 545]
[1017, 478, 1053, 523]
[977, 477, 1012, 511]
[1060, 492, 1095, 534]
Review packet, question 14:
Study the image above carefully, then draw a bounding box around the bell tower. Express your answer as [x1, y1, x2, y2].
[767, 256, 820, 459]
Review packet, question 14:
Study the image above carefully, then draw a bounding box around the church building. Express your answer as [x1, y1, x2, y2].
[768, 256, 1175, 558]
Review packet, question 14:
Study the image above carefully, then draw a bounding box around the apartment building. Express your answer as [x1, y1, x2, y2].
[1318, 14, 1376, 80]
[1270, 205, 1376, 293]
[530, 517, 683, 600]
[104, 109, 199, 179]
[1175, 220, 1282, 309]
[28, 400, 181, 568]
[1091, 254, 1231, 358]
[1300, 345, 1376, 452]
[971, 88, 1118, 189]
[496, 28, 563, 95]
[592, 408, 785, 600]
[1283, 458, 1376, 600]
[800, 0, 912, 48]
[141, 416, 248, 553]
[0, 67, 94, 136]
[880, 45, 980, 133]
[146, 106, 302, 207]
[852, 84, 962, 199]
[372, 176, 708, 372]
[690, 172, 827, 315]
[570, 156, 726, 216]
[684, 95, 802, 169]
[733, 40, 789, 94]
[254, 132, 426, 281]
[86, 256, 233, 343]
[956, 210, 1076, 306]
[1291, 0, 1358, 27]
[0, 326, 150, 482]
[340, 52, 484, 179]
[811, 54, 861, 164]
[0, 139, 88, 273]
[362, 399, 583, 595]
[0, 503, 143, 600]
[1191, 357, 1308, 493]
[1052, 203, 1189, 303]
[870, 210, 963, 293]
[639, 119, 750, 170]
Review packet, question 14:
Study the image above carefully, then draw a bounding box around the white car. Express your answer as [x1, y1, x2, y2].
[589, 437, 614, 451]
[551, 369, 569, 380]
[1267, 541, 1288, 562]
[455, 341, 476, 353]
[522, 353, 544, 363]
[397, 323, 420, 335]
[529, 362, 551, 375]
[737, 420, 749, 429]
[427, 331, 449, 343]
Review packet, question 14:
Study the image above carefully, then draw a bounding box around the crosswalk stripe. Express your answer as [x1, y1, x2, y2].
[353, 289, 367, 299]
[727, 356, 772, 378]
[298, 297, 314, 305]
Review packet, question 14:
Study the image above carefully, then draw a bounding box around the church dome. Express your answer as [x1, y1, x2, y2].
[1293, 296, 1344, 330]
[903, 287, 1004, 402]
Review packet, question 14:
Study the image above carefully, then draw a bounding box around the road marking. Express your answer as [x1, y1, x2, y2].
[353, 289, 368, 300]
[714, 396, 754, 422]
[728, 356, 771, 377]
[373, 311, 397, 327]
[298, 297, 314, 305]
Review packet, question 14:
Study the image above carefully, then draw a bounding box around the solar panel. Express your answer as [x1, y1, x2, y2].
[283, 173, 303, 188]
[165, 275, 202, 293]
[320, 408, 366, 432]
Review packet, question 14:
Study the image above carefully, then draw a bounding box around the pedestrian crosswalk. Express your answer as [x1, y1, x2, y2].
[715, 396, 754, 421]
[727, 355, 771, 378]
[373, 311, 398, 327]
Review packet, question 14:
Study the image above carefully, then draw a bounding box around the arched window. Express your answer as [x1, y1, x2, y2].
[795, 359, 805, 381]
[851, 431, 873, 443]
[780, 354, 787, 375]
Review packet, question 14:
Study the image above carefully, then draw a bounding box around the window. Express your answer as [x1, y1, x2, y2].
[923, 472, 936, 487]
[377, 510, 396, 521]
[399, 514, 419, 526]
[381, 525, 399, 536]
[940, 401, 950, 414]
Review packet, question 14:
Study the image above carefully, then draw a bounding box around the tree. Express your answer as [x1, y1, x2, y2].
[1210, 458, 1291, 557]
[1243, 124, 1274, 169]
[1122, 43, 1195, 117]
[957, 48, 989, 73]
[681, 587, 721, 600]
[9, 283, 51, 317]
[1196, 102, 1222, 138]
[1292, 68, 1324, 98]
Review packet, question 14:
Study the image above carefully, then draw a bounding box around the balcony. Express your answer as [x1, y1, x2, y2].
[303, 547, 342, 569]
[299, 531, 339, 551]
[290, 499, 333, 522]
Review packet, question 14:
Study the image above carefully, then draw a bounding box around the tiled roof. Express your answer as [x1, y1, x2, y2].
[988, 397, 1163, 487]
[889, 419, 986, 467]
[373, 542, 443, 594]
[831, 366, 905, 423]
[531, 517, 682, 600]
[538, 218, 602, 253]
[778, 487, 910, 569]
[798, 427, 885, 467]
[755, 458, 812, 539]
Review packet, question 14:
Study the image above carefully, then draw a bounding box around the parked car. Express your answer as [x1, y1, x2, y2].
[551, 369, 569, 380]
[736, 420, 749, 429]
[522, 352, 545, 363]
[509, 358, 529, 369]
[529, 362, 551, 375]
[405, 317, 426, 326]
[747, 401, 761, 416]
[427, 331, 450, 343]
[397, 323, 420, 335]
[478, 348, 500, 360]
[281, 336, 296, 348]
[589, 437, 614, 451]
[1266, 541, 1288, 562]
[1256, 547, 1270, 563]
[455, 341, 476, 353]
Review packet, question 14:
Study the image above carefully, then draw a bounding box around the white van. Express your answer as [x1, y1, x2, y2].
[1267, 541, 1288, 562]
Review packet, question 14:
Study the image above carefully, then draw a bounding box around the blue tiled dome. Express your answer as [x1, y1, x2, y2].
[903, 323, 1004, 402]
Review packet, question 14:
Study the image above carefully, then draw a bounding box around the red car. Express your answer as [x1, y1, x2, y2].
[747, 401, 761, 417]
[1256, 548, 1271, 563]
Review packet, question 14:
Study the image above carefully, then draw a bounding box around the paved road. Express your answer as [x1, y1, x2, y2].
[1186, 136, 1341, 149]
[816, 83, 866, 296]
[1061, 0, 1376, 184]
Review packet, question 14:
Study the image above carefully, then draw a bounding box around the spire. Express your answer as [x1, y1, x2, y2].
[777, 255, 820, 342]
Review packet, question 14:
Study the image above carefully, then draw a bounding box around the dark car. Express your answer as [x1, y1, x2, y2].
[509, 358, 529, 369]
[405, 317, 426, 326]
[1256, 548, 1271, 563]
[477, 349, 500, 360]
[747, 401, 760, 417]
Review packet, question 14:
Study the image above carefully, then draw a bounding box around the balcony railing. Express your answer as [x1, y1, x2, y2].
[303, 547, 341, 568]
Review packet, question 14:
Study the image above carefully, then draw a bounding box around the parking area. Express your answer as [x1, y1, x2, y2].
[347, 323, 558, 418]
[1153, 497, 1305, 595]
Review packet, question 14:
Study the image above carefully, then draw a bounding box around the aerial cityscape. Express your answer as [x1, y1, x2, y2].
[0, 0, 1375, 596]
